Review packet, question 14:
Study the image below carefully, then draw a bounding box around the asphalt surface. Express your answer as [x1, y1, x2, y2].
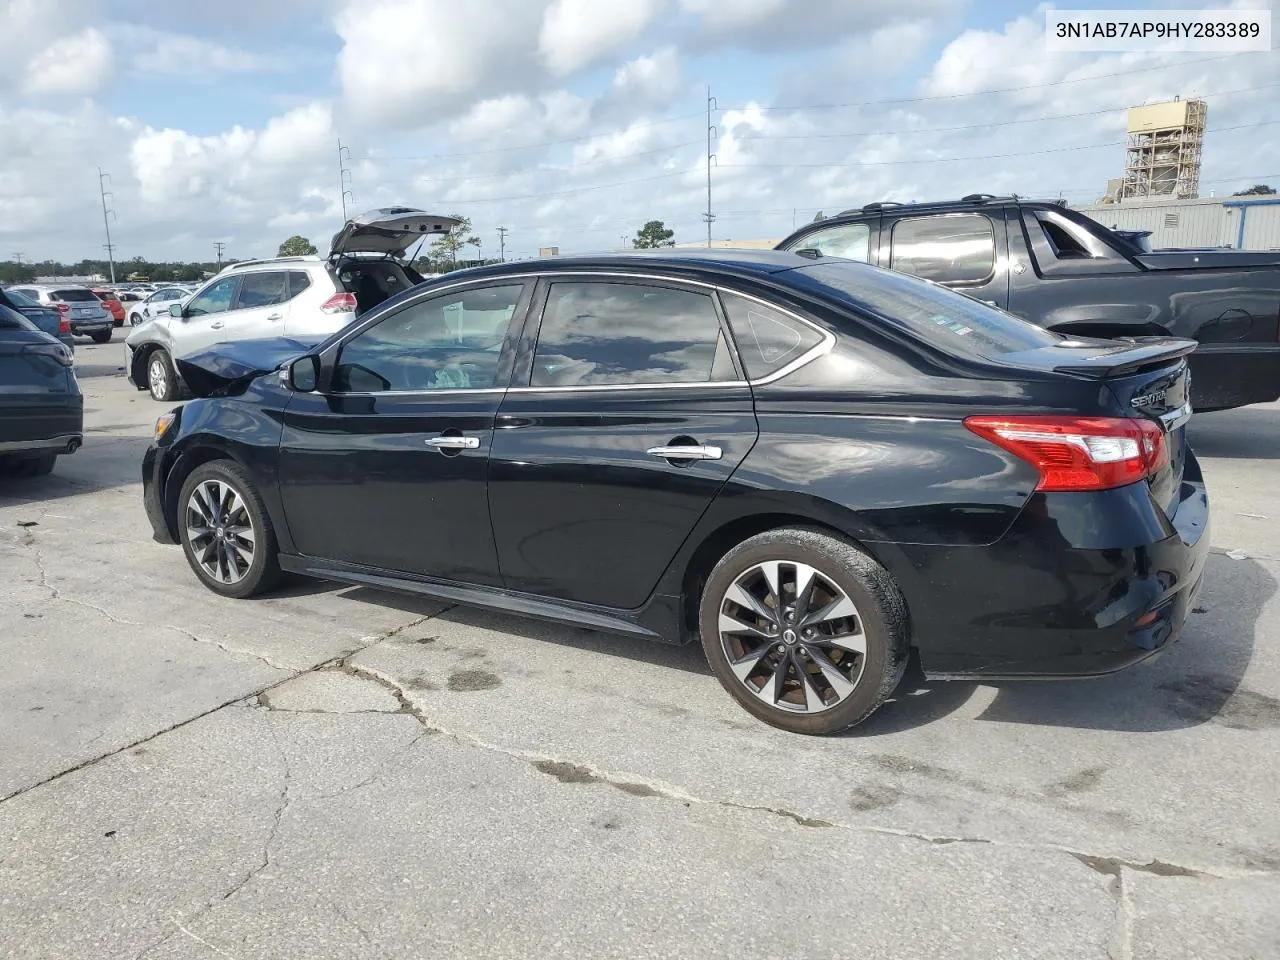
[2, 335, 1278, 959]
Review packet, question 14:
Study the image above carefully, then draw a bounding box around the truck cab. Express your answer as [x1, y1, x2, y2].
[777, 195, 1280, 412]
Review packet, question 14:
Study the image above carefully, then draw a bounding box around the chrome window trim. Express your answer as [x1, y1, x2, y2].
[320, 269, 835, 396]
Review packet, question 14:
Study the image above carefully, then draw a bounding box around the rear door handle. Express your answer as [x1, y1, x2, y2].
[425, 436, 480, 450]
[267, 313, 283, 321]
[210, 321, 225, 329]
[646, 444, 722, 461]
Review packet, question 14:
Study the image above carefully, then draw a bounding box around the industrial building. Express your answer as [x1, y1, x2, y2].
[1075, 195, 1280, 251]
[1110, 98, 1207, 201]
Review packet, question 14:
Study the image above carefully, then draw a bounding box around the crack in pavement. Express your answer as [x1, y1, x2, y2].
[340, 660, 1280, 884]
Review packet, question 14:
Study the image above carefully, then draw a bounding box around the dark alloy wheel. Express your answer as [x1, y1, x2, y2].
[177, 461, 281, 598]
[699, 528, 909, 735]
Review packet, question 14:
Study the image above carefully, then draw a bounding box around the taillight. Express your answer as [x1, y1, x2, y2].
[320, 292, 357, 314]
[58, 316, 70, 334]
[964, 415, 1168, 492]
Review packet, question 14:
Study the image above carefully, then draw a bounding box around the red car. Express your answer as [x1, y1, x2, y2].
[91, 288, 126, 326]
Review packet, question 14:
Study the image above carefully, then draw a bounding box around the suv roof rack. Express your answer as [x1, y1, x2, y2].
[223, 256, 318, 272]
[960, 193, 1018, 203]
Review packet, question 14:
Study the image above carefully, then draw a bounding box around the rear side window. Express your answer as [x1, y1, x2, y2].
[793, 262, 1059, 359]
[531, 281, 736, 387]
[52, 288, 99, 302]
[720, 292, 823, 380]
[288, 271, 312, 299]
[784, 223, 871, 262]
[5, 290, 38, 307]
[11, 289, 39, 301]
[235, 272, 290, 309]
[890, 215, 995, 284]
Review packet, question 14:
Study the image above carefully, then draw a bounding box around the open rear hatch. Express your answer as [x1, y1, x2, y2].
[1002, 336, 1195, 514]
[328, 208, 462, 260]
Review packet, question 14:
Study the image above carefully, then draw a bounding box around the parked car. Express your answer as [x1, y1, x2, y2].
[6, 284, 114, 344]
[0, 287, 73, 351]
[140, 250, 1208, 734]
[125, 207, 461, 401]
[91, 288, 127, 326]
[127, 286, 193, 327]
[0, 304, 82, 477]
[775, 194, 1280, 412]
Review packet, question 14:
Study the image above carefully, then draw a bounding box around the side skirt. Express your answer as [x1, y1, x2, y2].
[277, 554, 680, 643]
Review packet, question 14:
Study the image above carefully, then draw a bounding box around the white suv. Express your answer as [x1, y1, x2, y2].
[125, 208, 460, 401]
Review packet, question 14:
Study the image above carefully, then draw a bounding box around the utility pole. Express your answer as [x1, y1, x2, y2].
[98, 168, 117, 283]
[213, 241, 226, 269]
[338, 139, 355, 220]
[11, 253, 24, 265]
[496, 226, 509, 262]
[704, 86, 717, 248]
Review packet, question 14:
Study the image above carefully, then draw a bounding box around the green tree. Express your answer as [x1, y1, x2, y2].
[632, 220, 675, 249]
[428, 215, 480, 270]
[278, 235, 318, 256]
[1231, 184, 1276, 196]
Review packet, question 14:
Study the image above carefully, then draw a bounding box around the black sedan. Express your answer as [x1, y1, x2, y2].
[0, 305, 83, 477]
[141, 250, 1209, 734]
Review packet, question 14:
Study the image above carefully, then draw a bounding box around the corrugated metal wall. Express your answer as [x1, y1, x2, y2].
[1075, 197, 1280, 250]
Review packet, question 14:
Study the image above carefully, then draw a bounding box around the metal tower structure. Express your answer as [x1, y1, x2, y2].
[1119, 98, 1207, 200]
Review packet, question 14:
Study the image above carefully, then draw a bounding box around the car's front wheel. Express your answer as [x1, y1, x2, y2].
[699, 527, 910, 735]
[177, 460, 281, 599]
[147, 349, 180, 401]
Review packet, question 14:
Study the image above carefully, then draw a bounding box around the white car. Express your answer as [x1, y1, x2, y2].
[127, 286, 193, 326]
[124, 208, 460, 401]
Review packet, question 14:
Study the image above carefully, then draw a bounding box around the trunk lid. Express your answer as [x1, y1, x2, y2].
[1000, 336, 1193, 514]
[328, 208, 462, 259]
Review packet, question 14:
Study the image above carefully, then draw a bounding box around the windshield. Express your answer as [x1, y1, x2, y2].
[791, 261, 1061, 359]
[53, 289, 101, 302]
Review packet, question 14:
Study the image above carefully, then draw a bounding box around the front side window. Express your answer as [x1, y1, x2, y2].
[333, 284, 524, 393]
[720, 292, 824, 380]
[890, 214, 995, 284]
[235, 272, 290, 309]
[531, 281, 735, 388]
[185, 277, 239, 317]
[784, 223, 871, 262]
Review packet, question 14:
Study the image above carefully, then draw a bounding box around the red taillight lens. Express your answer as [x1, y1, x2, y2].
[55, 302, 69, 315]
[320, 292, 357, 314]
[58, 316, 71, 334]
[964, 415, 1168, 492]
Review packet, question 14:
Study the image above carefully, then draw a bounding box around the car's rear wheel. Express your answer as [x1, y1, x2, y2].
[147, 349, 180, 401]
[177, 460, 281, 599]
[7, 454, 57, 477]
[698, 527, 909, 735]
[90, 330, 112, 344]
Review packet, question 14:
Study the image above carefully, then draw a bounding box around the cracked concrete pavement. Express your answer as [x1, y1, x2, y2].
[1, 341, 1278, 958]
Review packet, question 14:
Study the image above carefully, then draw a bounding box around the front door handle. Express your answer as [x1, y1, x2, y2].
[646, 444, 722, 461]
[267, 313, 283, 321]
[425, 436, 480, 450]
[210, 321, 225, 329]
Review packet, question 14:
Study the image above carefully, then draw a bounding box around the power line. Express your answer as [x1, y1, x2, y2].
[392, 140, 703, 186]
[421, 169, 690, 206]
[98, 168, 116, 284]
[723, 50, 1278, 113]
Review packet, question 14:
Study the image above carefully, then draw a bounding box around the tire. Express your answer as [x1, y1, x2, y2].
[146, 348, 180, 402]
[177, 460, 281, 599]
[90, 329, 112, 344]
[698, 527, 910, 735]
[12, 454, 56, 477]
[129, 311, 143, 327]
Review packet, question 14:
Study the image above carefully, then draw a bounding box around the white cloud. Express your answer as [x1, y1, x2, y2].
[538, 0, 666, 76]
[106, 24, 277, 76]
[23, 28, 112, 95]
[678, 0, 959, 51]
[334, 0, 546, 130]
[612, 47, 682, 101]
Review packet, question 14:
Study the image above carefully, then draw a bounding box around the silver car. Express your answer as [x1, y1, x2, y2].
[6, 285, 114, 344]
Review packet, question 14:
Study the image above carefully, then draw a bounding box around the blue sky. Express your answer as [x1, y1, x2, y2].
[1, 0, 1276, 262]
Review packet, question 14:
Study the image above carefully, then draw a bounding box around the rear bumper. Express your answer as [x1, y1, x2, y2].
[894, 452, 1211, 678]
[0, 434, 81, 457]
[69, 318, 113, 335]
[1188, 344, 1280, 412]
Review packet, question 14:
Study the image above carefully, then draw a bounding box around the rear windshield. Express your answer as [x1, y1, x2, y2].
[53, 289, 100, 302]
[94, 290, 120, 301]
[5, 289, 38, 308]
[791, 261, 1060, 358]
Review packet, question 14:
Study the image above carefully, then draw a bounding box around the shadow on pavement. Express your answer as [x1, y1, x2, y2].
[0, 435, 150, 505]
[858, 553, 1276, 735]
[1188, 407, 1280, 460]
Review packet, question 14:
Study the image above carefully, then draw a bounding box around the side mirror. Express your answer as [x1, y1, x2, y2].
[286, 355, 321, 392]
[168, 303, 184, 318]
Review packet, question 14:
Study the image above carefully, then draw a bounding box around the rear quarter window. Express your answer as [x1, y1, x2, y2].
[793, 262, 1059, 359]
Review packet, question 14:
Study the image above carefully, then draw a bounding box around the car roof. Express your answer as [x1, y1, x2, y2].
[440, 248, 816, 283]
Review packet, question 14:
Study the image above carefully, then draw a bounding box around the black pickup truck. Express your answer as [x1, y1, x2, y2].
[776, 195, 1280, 411]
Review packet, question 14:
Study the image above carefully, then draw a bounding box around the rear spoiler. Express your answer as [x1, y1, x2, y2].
[1051, 337, 1196, 378]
